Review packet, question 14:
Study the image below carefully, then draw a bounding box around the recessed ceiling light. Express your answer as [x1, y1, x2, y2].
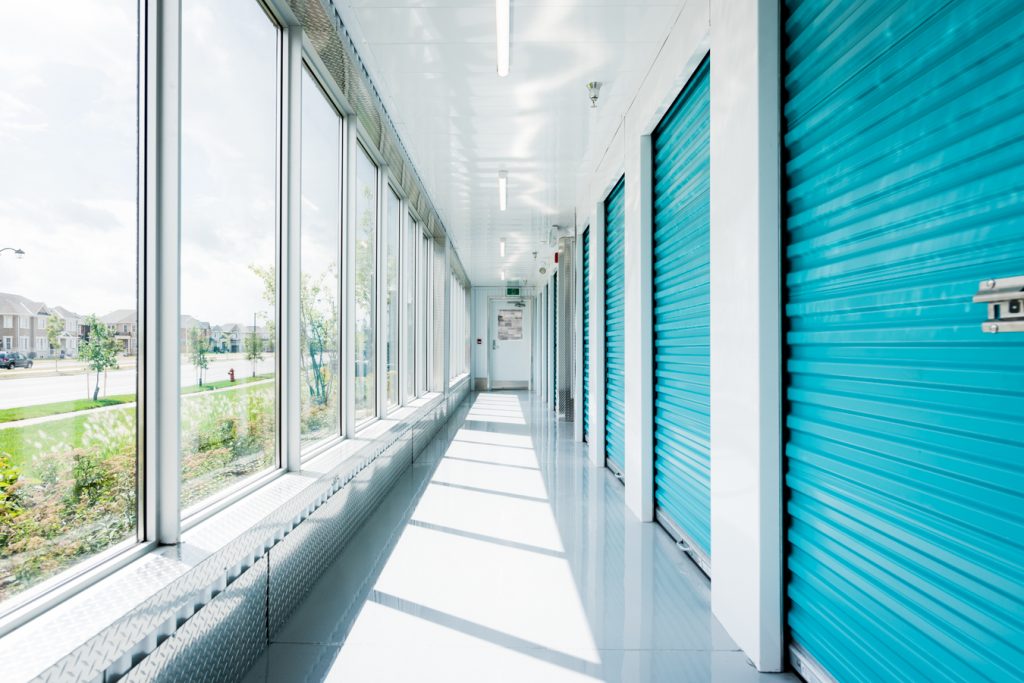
[499, 238, 506, 257]
[501, 270, 506, 281]
[496, 0, 510, 77]
[498, 171, 508, 211]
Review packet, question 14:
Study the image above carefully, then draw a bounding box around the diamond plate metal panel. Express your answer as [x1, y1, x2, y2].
[121, 556, 268, 683]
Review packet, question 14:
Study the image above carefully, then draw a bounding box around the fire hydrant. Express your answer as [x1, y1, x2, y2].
[229, 368, 235, 383]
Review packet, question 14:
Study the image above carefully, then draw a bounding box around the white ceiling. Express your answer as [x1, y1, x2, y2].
[336, 0, 685, 286]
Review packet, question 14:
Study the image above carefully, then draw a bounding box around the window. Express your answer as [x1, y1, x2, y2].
[299, 67, 341, 447]
[180, 0, 280, 510]
[385, 187, 401, 411]
[0, 0, 138, 606]
[403, 214, 417, 402]
[417, 231, 430, 396]
[353, 143, 378, 423]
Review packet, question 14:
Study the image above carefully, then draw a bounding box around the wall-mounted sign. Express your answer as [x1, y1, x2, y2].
[497, 309, 523, 340]
[506, 287, 521, 297]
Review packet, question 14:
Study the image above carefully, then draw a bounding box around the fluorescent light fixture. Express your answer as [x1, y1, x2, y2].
[498, 171, 508, 211]
[501, 270, 506, 281]
[496, 0, 510, 77]
[499, 238, 506, 257]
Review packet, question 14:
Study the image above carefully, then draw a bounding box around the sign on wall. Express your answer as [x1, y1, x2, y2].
[497, 309, 523, 340]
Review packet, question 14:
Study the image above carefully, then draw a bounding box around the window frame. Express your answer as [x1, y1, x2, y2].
[177, 0, 287, 527]
[382, 180, 403, 414]
[0, 0, 151, 633]
[351, 135, 382, 428]
[297, 59, 346, 460]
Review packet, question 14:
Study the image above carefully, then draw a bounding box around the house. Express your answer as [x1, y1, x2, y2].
[180, 314, 212, 352]
[0, 292, 50, 357]
[50, 306, 83, 357]
[100, 309, 138, 356]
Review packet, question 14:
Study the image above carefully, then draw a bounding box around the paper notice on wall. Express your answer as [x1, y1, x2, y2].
[497, 309, 523, 340]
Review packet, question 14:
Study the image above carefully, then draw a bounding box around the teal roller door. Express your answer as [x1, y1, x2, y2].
[583, 227, 591, 441]
[652, 56, 711, 562]
[605, 177, 626, 475]
[553, 272, 558, 407]
[783, 2, 1024, 681]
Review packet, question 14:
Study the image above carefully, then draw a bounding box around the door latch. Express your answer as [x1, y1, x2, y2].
[973, 276, 1024, 333]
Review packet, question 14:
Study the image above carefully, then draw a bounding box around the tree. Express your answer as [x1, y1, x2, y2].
[188, 327, 209, 386]
[250, 263, 337, 404]
[80, 315, 119, 401]
[46, 314, 63, 370]
[244, 323, 263, 378]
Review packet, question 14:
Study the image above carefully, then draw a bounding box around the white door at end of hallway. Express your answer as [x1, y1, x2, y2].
[488, 299, 531, 390]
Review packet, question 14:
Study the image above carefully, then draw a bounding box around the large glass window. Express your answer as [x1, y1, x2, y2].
[417, 232, 430, 396]
[403, 214, 417, 402]
[300, 68, 341, 447]
[385, 188, 401, 411]
[353, 144, 377, 422]
[0, 0, 139, 603]
[180, 0, 280, 510]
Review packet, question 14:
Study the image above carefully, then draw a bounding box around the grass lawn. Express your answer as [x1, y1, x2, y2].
[0, 395, 136, 424]
[183, 373, 272, 395]
[0, 411, 96, 471]
[0, 373, 273, 424]
[0, 376, 275, 474]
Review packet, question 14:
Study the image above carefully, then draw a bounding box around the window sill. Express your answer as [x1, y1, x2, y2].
[0, 392, 448, 683]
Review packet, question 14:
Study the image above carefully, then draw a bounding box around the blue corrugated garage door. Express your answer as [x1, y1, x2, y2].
[553, 272, 558, 408]
[583, 227, 591, 442]
[604, 177, 626, 476]
[652, 56, 711, 567]
[783, 2, 1024, 681]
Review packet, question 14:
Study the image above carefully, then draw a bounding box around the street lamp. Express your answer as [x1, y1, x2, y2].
[0, 247, 25, 259]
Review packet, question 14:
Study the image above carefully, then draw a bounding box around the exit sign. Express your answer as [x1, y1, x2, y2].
[506, 287, 521, 297]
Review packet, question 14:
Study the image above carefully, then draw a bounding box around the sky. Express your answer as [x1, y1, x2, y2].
[0, 0, 281, 326]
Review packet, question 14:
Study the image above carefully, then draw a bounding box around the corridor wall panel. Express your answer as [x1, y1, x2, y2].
[652, 56, 711, 565]
[583, 227, 591, 442]
[604, 177, 627, 475]
[783, 1, 1024, 681]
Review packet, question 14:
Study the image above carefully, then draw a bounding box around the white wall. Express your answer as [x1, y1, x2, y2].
[573, 0, 783, 672]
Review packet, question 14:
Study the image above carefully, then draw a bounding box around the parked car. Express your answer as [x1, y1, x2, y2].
[0, 352, 33, 369]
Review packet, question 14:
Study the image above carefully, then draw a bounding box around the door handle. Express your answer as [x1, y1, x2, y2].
[492, 340, 497, 350]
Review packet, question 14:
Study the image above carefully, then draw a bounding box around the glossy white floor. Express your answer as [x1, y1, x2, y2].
[242, 392, 799, 683]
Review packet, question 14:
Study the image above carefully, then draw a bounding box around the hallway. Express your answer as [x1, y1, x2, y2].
[242, 392, 798, 683]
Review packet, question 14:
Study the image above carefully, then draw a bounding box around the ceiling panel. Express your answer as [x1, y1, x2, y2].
[333, 0, 685, 285]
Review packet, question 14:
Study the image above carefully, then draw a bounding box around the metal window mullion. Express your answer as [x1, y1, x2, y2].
[282, 24, 301, 472]
[148, 0, 181, 545]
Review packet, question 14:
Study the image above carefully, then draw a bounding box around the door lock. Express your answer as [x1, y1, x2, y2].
[973, 276, 1024, 333]
[492, 339, 497, 350]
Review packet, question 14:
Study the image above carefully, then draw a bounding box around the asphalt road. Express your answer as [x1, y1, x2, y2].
[0, 355, 276, 410]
